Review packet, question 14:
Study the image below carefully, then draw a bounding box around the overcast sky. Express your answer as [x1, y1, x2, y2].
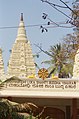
[0, 0, 74, 72]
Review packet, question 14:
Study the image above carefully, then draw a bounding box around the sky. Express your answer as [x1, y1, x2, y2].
[0, 0, 74, 72]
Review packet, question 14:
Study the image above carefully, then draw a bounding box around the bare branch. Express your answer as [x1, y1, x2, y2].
[41, 0, 72, 20]
[34, 44, 53, 57]
[60, 0, 77, 15]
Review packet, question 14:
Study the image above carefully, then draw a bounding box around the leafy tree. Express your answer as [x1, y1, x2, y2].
[0, 98, 51, 119]
[72, 0, 79, 28]
[40, 0, 79, 77]
[62, 0, 79, 76]
[41, 43, 71, 78]
[63, 33, 78, 60]
[0, 99, 38, 119]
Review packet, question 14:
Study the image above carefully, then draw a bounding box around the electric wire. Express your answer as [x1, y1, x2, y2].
[0, 21, 74, 30]
[0, 0, 77, 30]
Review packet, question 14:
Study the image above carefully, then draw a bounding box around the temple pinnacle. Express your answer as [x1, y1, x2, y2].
[21, 13, 23, 21]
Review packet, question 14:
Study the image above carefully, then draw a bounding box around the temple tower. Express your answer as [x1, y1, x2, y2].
[7, 13, 36, 78]
[73, 49, 79, 78]
[0, 48, 5, 77]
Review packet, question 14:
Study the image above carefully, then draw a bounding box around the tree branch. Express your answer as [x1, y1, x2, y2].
[34, 44, 53, 57]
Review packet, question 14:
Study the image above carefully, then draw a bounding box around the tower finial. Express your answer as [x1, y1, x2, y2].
[21, 13, 23, 21]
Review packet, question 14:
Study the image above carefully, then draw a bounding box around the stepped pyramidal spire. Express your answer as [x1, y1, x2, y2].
[7, 13, 36, 78]
[0, 48, 5, 77]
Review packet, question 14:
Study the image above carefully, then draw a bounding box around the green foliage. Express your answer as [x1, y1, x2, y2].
[42, 43, 71, 77]
[12, 112, 24, 119]
[0, 99, 53, 119]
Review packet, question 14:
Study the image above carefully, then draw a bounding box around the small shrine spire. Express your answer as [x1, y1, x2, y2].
[21, 13, 23, 21]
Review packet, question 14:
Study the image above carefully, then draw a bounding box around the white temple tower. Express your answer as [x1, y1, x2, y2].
[7, 13, 36, 78]
[0, 48, 5, 77]
[73, 49, 79, 78]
